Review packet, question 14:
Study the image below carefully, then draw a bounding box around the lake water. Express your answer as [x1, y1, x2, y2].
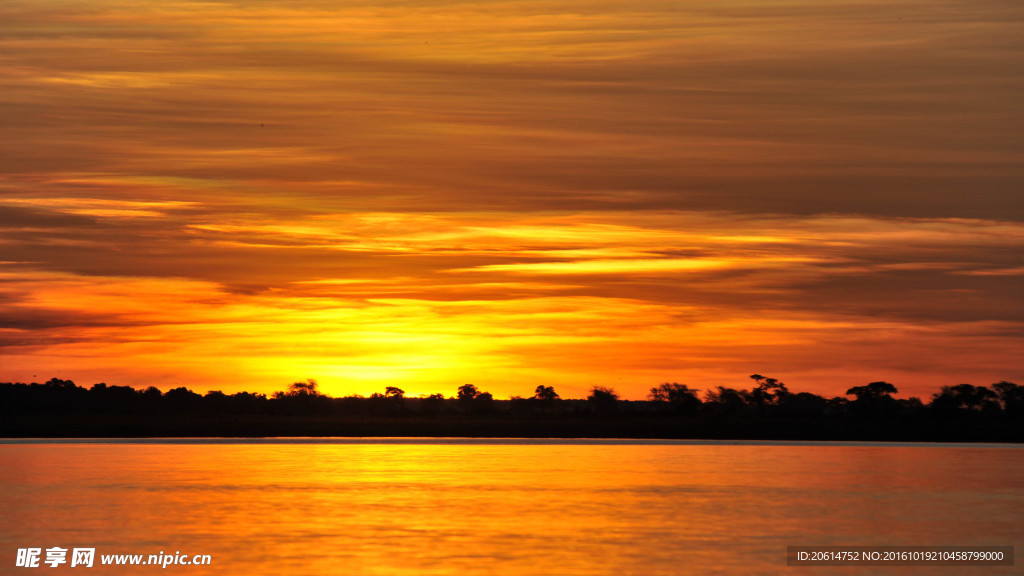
[0, 440, 1021, 575]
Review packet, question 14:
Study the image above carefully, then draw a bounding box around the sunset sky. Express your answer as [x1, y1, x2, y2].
[1, 0, 1022, 399]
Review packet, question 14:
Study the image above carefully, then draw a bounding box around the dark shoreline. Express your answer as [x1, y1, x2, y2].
[4, 377, 1021, 442]
[2, 413, 1021, 442]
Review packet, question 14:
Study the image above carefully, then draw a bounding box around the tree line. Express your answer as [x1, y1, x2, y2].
[1, 374, 1021, 421]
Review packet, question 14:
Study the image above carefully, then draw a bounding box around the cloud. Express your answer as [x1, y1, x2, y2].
[0, 205, 95, 229]
[1, 0, 1022, 396]
[2, 0, 1022, 216]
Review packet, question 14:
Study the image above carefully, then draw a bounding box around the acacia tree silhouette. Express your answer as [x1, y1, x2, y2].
[846, 381, 898, 401]
[276, 379, 321, 398]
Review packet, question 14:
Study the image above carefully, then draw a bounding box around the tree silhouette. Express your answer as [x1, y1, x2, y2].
[2, 373, 1022, 440]
[898, 396, 924, 414]
[534, 385, 560, 402]
[748, 374, 790, 408]
[992, 381, 1023, 416]
[141, 386, 162, 400]
[845, 381, 898, 401]
[418, 393, 446, 414]
[845, 381, 899, 417]
[648, 382, 701, 414]
[164, 386, 203, 412]
[931, 384, 999, 414]
[588, 385, 619, 401]
[704, 386, 748, 414]
[779, 391, 828, 417]
[456, 384, 495, 413]
[45, 377, 77, 390]
[587, 385, 620, 414]
[457, 384, 480, 402]
[271, 379, 327, 414]
[276, 379, 322, 398]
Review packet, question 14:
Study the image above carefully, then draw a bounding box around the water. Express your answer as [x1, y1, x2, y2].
[0, 440, 1021, 575]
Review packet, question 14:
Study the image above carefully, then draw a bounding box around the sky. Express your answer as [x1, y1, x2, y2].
[1, 0, 1022, 400]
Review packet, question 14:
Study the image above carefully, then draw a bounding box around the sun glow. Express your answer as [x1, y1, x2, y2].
[2, 0, 1022, 398]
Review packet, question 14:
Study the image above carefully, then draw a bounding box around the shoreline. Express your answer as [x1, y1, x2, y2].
[2, 413, 1021, 443]
[3, 437, 1023, 447]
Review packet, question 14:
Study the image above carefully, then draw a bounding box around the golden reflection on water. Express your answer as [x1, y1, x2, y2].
[1, 442, 1022, 575]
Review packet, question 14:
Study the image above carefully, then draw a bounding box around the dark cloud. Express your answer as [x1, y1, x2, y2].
[0, 306, 142, 332]
[2, 0, 1021, 218]
[0, 205, 96, 229]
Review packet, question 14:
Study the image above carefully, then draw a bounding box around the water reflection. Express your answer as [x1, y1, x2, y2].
[1, 442, 1021, 575]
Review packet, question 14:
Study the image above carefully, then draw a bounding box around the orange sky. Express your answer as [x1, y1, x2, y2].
[1, 0, 1022, 399]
